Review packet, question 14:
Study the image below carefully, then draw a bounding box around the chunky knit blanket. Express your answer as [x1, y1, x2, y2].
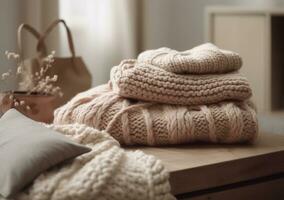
[10, 124, 174, 200]
[54, 84, 258, 146]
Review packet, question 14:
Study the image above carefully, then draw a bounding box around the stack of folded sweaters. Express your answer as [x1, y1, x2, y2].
[54, 43, 258, 146]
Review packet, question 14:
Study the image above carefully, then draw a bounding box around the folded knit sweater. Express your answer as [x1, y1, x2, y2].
[54, 84, 258, 146]
[110, 59, 251, 106]
[14, 124, 174, 200]
[137, 43, 242, 74]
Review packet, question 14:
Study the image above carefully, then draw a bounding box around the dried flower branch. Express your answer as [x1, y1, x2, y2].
[1, 50, 63, 110]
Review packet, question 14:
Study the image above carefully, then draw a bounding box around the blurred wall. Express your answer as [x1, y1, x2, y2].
[1, 0, 284, 90]
[142, 0, 281, 50]
[0, 0, 23, 91]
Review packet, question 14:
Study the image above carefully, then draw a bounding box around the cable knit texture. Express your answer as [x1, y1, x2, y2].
[110, 59, 251, 106]
[12, 124, 174, 200]
[137, 43, 242, 74]
[54, 84, 258, 146]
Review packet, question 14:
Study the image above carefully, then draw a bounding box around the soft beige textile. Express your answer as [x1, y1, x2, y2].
[137, 43, 242, 74]
[12, 123, 174, 200]
[54, 44, 258, 146]
[110, 59, 251, 106]
[54, 84, 258, 146]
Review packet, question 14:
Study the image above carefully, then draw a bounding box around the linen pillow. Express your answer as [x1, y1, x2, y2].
[0, 109, 91, 198]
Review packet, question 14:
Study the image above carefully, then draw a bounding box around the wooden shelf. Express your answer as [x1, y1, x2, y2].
[127, 132, 284, 199]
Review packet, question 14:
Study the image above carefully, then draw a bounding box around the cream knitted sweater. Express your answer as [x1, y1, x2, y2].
[54, 84, 258, 146]
[12, 124, 174, 200]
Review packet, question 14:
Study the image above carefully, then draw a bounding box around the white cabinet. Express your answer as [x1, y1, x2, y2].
[206, 7, 284, 113]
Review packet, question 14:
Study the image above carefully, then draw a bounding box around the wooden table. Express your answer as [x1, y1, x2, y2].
[130, 133, 284, 200]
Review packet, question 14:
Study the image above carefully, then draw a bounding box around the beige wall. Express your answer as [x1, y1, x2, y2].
[1, 0, 284, 90]
[141, 0, 280, 51]
[0, 0, 23, 91]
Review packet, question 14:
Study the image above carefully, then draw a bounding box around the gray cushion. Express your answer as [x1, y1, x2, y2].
[0, 109, 91, 198]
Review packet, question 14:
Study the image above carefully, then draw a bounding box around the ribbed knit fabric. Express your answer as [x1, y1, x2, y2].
[54, 84, 258, 146]
[137, 43, 242, 74]
[110, 59, 252, 106]
[14, 123, 174, 200]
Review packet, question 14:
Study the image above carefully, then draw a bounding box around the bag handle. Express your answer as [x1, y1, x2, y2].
[37, 19, 76, 58]
[17, 24, 47, 59]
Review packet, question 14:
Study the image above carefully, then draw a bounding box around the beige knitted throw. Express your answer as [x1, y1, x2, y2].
[54, 84, 258, 146]
[11, 124, 174, 200]
[110, 60, 251, 106]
